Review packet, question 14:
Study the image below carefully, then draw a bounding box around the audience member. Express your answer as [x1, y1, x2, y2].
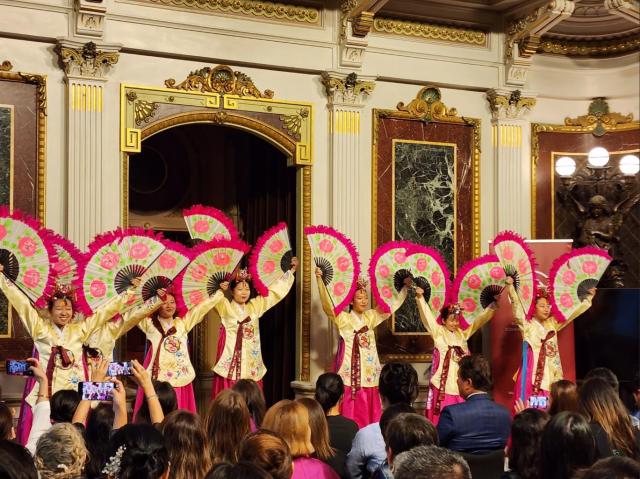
[437, 354, 510, 454]
[204, 462, 273, 479]
[0, 402, 15, 440]
[298, 397, 343, 476]
[393, 445, 471, 479]
[502, 408, 549, 479]
[204, 389, 250, 464]
[0, 440, 38, 479]
[35, 422, 88, 479]
[315, 373, 359, 459]
[105, 423, 170, 479]
[539, 411, 596, 479]
[578, 377, 640, 459]
[346, 362, 418, 479]
[49, 390, 81, 424]
[573, 456, 640, 479]
[238, 429, 293, 479]
[161, 410, 212, 479]
[548, 379, 578, 416]
[136, 380, 177, 425]
[263, 399, 339, 479]
[232, 379, 267, 430]
[83, 403, 115, 479]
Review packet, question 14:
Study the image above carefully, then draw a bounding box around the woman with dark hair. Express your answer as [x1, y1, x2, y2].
[232, 379, 266, 430]
[0, 402, 15, 440]
[104, 424, 170, 479]
[161, 410, 211, 479]
[83, 403, 115, 479]
[578, 377, 640, 459]
[539, 411, 597, 479]
[136, 380, 177, 425]
[0, 440, 38, 479]
[238, 429, 293, 479]
[502, 408, 549, 479]
[203, 389, 250, 464]
[548, 379, 578, 416]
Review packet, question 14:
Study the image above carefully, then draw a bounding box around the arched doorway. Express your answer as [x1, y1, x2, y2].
[125, 123, 297, 405]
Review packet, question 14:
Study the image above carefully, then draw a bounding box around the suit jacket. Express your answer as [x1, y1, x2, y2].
[437, 392, 511, 454]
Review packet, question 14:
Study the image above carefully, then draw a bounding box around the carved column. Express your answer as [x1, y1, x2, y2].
[57, 40, 120, 248]
[486, 89, 537, 235]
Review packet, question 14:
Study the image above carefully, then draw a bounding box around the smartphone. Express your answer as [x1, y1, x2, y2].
[78, 381, 115, 401]
[5, 359, 33, 376]
[529, 395, 548, 409]
[107, 361, 133, 377]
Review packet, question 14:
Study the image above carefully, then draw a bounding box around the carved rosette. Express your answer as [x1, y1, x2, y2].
[486, 89, 537, 121]
[0, 61, 12, 72]
[321, 72, 375, 106]
[57, 41, 120, 79]
[395, 86, 464, 123]
[564, 98, 635, 137]
[165, 65, 274, 98]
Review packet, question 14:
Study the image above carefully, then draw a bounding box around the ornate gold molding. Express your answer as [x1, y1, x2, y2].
[279, 108, 309, 138]
[57, 41, 119, 78]
[126, 91, 159, 126]
[392, 86, 465, 123]
[352, 11, 375, 37]
[486, 89, 537, 121]
[373, 17, 487, 47]
[538, 36, 640, 57]
[132, 0, 320, 25]
[165, 65, 274, 98]
[321, 72, 375, 106]
[18, 73, 48, 117]
[0, 61, 12, 72]
[564, 97, 635, 136]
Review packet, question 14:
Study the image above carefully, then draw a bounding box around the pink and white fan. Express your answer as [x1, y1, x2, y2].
[369, 241, 414, 314]
[406, 243, 451, 317]
[249, 222, 293, 297]
[183, 205, 239, 242]
[46, 231, 83, 287]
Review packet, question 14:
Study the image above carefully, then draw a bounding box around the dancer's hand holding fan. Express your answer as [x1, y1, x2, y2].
[305, 225, 360, 315]
[249, 222, 293, 297]
[369, 241, 414, 314]
[183, 205, 239, 242]
[0, 207, 56, 307]
[548, 247, 610, 323]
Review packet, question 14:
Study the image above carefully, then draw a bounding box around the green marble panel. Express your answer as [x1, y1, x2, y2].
[0, 106, 11, 336]
[393, 140, 455, 334]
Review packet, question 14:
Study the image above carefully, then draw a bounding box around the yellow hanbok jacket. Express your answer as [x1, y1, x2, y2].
[213, 271, 295, 381]
[416, 296, 495, 395]
[0, 275, 132, 406]
[318, 280, 408, 388]
[508, 285, 592, 392]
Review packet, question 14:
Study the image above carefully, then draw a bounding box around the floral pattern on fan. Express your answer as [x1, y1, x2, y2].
[249, 222, 293, 297]
[453, 254, 505, 329]
[369, 241, 414, 314]
[305, 225, 360, 315]
[75, 228, 166, 314]
[0, 207, 56, 307]
[183, 204, 239, 242]
[548, 247, 611, 323]
[134, 239, 191, 304]
[175, 238, 250, 312]
[46, 231, 83, 286]
[492, 231, 537, 321]
[406, 244, 451, 318]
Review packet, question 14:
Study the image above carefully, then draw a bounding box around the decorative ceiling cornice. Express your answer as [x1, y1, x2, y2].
[539, 34, 640, 56]
[373, 17, 487, 47]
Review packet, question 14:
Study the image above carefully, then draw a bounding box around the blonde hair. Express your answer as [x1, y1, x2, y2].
[263, 400, 314, 458]
[35, 423, 87, 479]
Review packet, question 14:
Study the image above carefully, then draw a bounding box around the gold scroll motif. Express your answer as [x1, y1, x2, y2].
[564, 98, 635, 137]
[539, 36, 640, 57]
[279, 108, 309, 138]
[395, 86, 465, 124]
[373, 18, 487, 47]
[18, 73, 47, 116]
[165, 65, 274, 99]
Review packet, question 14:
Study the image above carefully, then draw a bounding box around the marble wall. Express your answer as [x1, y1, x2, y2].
[0, 106, 10, 336]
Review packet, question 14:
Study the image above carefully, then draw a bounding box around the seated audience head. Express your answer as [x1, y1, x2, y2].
[384, 413, 438, 465]
[35, 422, 88, 479]
[574, 456, 640, 479]
[0, 440, 38, 479]
[50, 389, 81, 423]
[548, 379, 578, 416]
[263, 399, 313, 458]
[204, 462, 273, 479]
[539, 411, 596, 478]
[204, 389, 250, 463]
[161, 410, 211, 479]
[232, 379, 266, 428]
[0, 402, 15, 440]
[106, 423, 169, 479]
[584, 367, 619, 392]
[379, 362, 419, 407]
[456, 354, 492, 398]
[297, 397, 334, 461]
[579, 377, 639, 459]
[238, 429, 293, 479]
[136, 380, 177, 424]
[393, 445, 471, 479]
[314, 372, 344, 413]
[84, 402, 115, 479]
[507, 408, 549, 479]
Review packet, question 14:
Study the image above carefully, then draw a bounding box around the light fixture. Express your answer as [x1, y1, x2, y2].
[555, 156, 576, 177]
[587, 147, 609, 167]
[619, 154, 640, 176]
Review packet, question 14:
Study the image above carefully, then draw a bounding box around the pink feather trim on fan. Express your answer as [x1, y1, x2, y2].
[451, 254, 500, 330]
[304, 225, 361, 315]
[248, 222, 289, 297]
[408, 243, 452, 298]
[547, 246, 611, 322]
[368, 240, 415, 313]
[183, 204, 239, 240]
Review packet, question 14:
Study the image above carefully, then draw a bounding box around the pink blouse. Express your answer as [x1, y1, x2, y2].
[292, 457, 339, 479]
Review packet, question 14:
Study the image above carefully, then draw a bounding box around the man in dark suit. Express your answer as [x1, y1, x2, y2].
[437, 354, 511, 454]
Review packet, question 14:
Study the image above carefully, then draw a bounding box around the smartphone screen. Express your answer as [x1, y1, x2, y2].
[78, 381, 115, 401]
[107, 361, 133, 377]
[529, 395, 548, 409]
[5, 359, 33, 376]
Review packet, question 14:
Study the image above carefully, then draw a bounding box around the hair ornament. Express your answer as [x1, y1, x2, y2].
[101, 445, 126, 478]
